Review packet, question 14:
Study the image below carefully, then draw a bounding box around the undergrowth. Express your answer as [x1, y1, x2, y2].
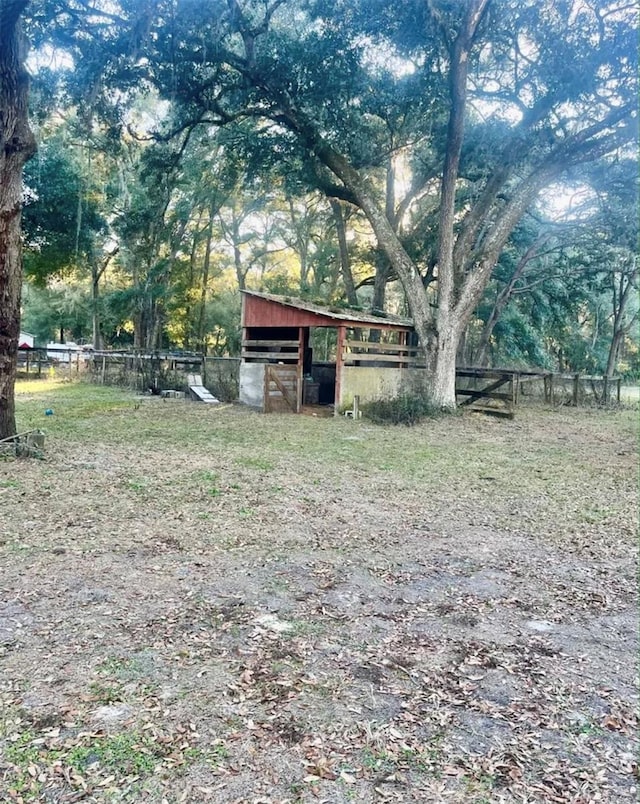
[361, 394, 446, 426]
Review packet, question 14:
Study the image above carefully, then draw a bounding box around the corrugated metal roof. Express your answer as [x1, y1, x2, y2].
[242, 290, 414, 329]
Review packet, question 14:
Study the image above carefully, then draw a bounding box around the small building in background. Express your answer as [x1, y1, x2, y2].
[239, 290, 423, 414]
[18, 332, 34, 349]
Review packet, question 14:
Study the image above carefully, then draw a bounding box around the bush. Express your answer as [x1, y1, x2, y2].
[361, 394, 443, 426]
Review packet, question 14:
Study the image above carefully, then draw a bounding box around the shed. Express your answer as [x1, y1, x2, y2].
[239, 290, 425, 413]
[19, 332, 34, 349]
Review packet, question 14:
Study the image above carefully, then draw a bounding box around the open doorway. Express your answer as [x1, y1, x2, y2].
[303, 327, 337, 407]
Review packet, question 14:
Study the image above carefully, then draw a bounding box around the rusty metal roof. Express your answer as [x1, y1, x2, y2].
[242, 290, 414, 329]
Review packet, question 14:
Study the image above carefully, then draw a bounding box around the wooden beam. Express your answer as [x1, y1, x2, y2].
[335, 326, 346, 415]
[242, 339, 300, 347]
[343, 353, 419, 365]
[457, 376, 511, 407]
[296, 326, 304, 412]
[344, 340, 418, 354]
[241, 351, 299, 361]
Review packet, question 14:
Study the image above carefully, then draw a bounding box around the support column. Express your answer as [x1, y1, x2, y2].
[334, 326, 346, 415]
[296, 326, 304, 412]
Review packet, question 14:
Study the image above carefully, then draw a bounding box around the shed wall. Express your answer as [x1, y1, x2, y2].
[339, 366, 429, 410]
[239, 362, 266, 410]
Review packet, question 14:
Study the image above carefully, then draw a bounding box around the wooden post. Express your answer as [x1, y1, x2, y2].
[334, 326, 346, 415]
[263, 364, 270, 413]
[297, 326, 304, 412]
[603, 375, 609, 404]
[573, 373, 580, 406]
[617, 378, 621, 403]
[101, 355, 106, 385]
[399, 330, 407, 369]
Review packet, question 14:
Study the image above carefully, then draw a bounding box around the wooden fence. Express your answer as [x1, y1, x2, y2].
[456, 367, 623, 416]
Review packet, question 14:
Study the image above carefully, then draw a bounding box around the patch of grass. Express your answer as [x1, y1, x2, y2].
[236, 456, 274, 471]
[194, 469, 219, 483]
[65, 732, 160, 776]
[88, 681, 123, 704]
[4, 729, 41, 766]
[126, 478, 148, 494]
[96, 655, 146, 681]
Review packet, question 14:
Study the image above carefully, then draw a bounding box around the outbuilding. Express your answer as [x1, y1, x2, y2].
[239, 290, 424, 413]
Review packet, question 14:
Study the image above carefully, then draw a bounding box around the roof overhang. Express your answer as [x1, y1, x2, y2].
[241, 290, 414, 332]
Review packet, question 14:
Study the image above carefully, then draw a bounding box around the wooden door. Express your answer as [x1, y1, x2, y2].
[264, 364, 299, 413]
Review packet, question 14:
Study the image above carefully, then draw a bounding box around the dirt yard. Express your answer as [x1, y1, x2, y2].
[1, 381, 637, 803]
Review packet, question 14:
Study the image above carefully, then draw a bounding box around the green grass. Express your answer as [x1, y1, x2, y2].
[13, 377, 637, 541]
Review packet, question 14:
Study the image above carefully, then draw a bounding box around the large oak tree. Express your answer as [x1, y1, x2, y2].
[0, 0, 36, 439]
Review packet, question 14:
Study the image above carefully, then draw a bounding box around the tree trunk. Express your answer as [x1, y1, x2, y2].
[329, 199, 358, 306]
[606, 266, 638, 378]
[91, 274, 102, 349]
[430, 318, 459, 409]
[0, 1, 36, 439]
[197, 205, 215, 350]
[605, 328, 624, 378]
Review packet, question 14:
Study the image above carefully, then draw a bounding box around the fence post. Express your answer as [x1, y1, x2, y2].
[603, 375, 609, 404]
[617, 378, 621, 403]
[572, 373, 580, 406]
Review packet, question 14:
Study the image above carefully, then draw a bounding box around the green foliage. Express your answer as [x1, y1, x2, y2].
[361, 394, 444, 426]
[22, 133, 105, 285]
[21, 283, 92, 344]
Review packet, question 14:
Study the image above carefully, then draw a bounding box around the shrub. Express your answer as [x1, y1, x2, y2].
[361, 394, 443, 426]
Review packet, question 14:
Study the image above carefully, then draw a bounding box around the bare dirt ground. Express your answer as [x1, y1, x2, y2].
[1, 382, 638, 803]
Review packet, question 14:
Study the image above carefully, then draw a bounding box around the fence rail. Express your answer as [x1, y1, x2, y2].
[456, 367, 623, 412]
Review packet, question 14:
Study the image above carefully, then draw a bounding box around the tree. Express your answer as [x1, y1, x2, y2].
[136, 0, 636, 408]
[469, 157, 639, 374]
[0, 0, 36, 439]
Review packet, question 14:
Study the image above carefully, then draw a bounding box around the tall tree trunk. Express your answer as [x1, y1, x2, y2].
[0, 0, 36, 439]
[197, 205, 215, 350]
[605, 328, 624, 379]
[606, 266, 637, 378]
[329, 199, 358, 306]
[430, 0, 489, 409]
[91, 273, 102, 349]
